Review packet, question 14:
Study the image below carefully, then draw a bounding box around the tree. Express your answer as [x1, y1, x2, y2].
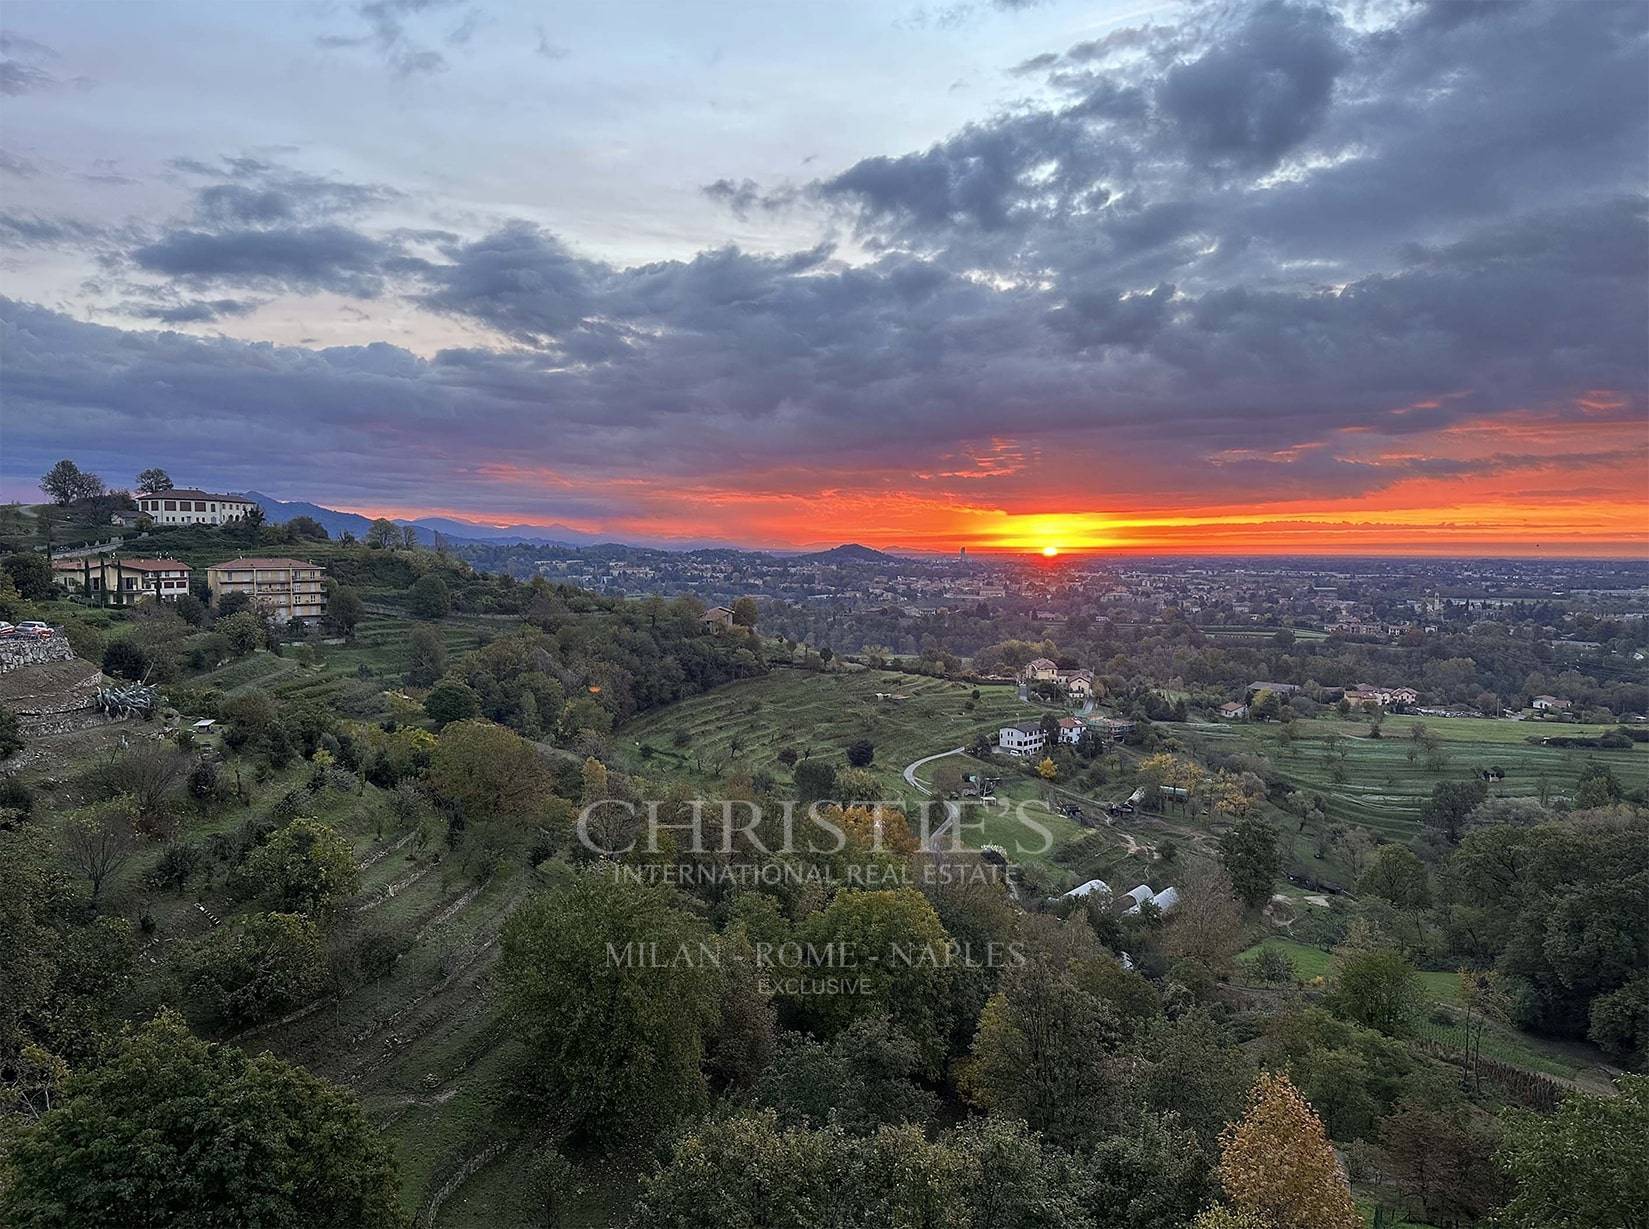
[1218, 818, 1279, 910]
[1084, 1110, 1214, 1229]
[754, 1017, 937, 1134]
[1037, 756, 1058, 781]
[424, 679, 480, 726]
[61, 797, 137, 906]
[427, 719, 555, 824]
[1162, 866, 1246, 969]
[1, 701, 25, 760]
[1423, 777, 1490, 843]
[3, 551, 54, 601]
[325, 584, 364, 639]
[798, 889, 956, 1074]
[793, 757, 837, 803]
[217, 609, 264, 656]
[0, 1009, 402, 1228]
[498, 870, 723, 1147]
[731, 596, 759, 628]
[965, 956, 1122, 1143]
[135, 467, 173, 494]
[184, 912, 329, 1028]
[1496, 1073, 1648, 1229]
[406, 624, 447, 686]
[1358, 845, 1431, 944]
[241, 819, 358, 921]
[365, 517, 399, 549]
[286, 514, 329, 541]
[40, 459, 102, 505]
[407, 573, 451, 619]
[1380, 1093, 1503, 1224]
[845, 737, 875, 768]
[1328, 939, 1420, 1037]
[1213, 1071, 1360, 1229]
[101, 638, 148, 681]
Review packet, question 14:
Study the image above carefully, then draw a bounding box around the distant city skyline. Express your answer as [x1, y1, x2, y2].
[3, 0, 1646, 556]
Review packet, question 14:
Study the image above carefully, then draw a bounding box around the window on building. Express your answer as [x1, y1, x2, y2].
[164, 500, 176, 511]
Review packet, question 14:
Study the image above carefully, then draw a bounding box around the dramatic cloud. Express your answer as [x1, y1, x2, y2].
[1, 0, 1645, 551]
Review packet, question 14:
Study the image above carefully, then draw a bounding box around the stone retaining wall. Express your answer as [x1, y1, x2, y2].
[0, 635, 77, 673]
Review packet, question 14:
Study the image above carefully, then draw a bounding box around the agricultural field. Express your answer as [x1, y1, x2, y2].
[1237, 939, 1617, 1091]
[1192, 714, 1647, 838]
[613, 667, 1042, 796]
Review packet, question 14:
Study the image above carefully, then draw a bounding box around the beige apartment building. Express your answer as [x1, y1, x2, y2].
[136, 489, 258, 527]
[206, 557, 327, 623]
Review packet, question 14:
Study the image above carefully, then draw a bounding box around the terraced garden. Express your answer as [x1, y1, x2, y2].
[614, 667, 1044, 796]
[1191, 715, 1647, 838]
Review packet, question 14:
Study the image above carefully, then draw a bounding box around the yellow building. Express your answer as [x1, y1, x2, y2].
[206, 556, 327, 623]
[52, 556, 191, 605]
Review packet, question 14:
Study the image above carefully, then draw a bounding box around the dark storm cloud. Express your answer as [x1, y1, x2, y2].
[131, 225, 403, 297]
[1156, 1, 1348, 169]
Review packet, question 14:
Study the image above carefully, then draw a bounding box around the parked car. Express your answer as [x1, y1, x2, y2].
[0, 621, 15, 638]
[15, 621, 53, 638]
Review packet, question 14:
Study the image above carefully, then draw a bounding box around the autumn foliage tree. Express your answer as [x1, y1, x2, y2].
[1213, 1071, 1361, 1229]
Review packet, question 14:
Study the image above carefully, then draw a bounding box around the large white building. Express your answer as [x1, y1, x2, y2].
[998, 720, 1047, 756]
[136, 489, 257, 527]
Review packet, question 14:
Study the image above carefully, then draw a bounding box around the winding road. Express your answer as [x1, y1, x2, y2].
[901, 747, 965, 850]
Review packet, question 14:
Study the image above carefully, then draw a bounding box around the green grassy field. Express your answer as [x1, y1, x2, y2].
[1196, 715, 1647, 837]
[614, 668, 1044, 796]
[1237, 939, 1600, 1082]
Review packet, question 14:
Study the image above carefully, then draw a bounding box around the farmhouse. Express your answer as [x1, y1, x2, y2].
[1054, 668, 1094, 697]
[135, 488, 256, 526]
[1056, 715, 1085, 745]
[1090, 716, 1135, 741]
[700, 605, 736, 629]
[1531, 694, 1572, 712]
[1219, 701, 1249, 719]
[1022, 657, 1059, 681]
[52, 556, 191, 605]
[998, 720, 1046, 756]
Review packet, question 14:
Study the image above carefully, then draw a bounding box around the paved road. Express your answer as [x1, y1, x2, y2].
[901, 747, 967, 850]
[902, 746, 965, 794]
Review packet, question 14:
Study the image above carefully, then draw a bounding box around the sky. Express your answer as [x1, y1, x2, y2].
[1, 0, 1646, 555]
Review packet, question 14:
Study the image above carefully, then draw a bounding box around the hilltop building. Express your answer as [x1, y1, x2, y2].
[136, 489, 257, 527]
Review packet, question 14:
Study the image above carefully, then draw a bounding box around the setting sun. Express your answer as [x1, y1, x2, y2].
[1041, 545, 1059, 557]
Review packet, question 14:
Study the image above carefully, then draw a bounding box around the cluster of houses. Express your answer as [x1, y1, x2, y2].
[997, 713, 1136, 756]
[1342, 682, 1420, 707]
[51, 555, 327, 623]
[1020, 657, 1095, 697]
[1061, 878, 1181, 916]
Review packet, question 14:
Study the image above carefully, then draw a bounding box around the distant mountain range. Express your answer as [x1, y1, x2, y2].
[243, 492, 889, 554]
[243, 492, 603, 548]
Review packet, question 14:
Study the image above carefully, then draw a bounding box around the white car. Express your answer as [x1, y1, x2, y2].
[15, 621, 53, 638]
[0, 621, 14, 638]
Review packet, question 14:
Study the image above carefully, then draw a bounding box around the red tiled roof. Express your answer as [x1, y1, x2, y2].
[112, 558, 190, 572]
[208, 557, 322, 570]
[136, 489, 253, 502]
